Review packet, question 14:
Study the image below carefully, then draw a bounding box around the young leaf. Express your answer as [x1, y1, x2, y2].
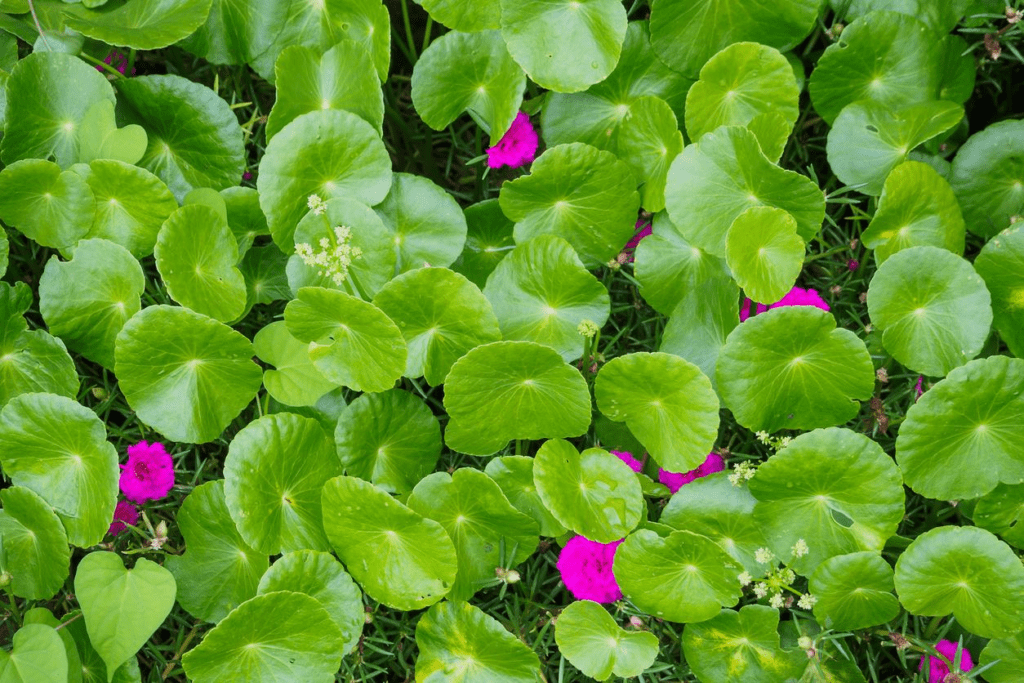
[554, 600, 659, 680]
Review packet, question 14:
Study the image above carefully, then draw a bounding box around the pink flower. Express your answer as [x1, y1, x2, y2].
[486, 112, 538, 169]
[919, 640, 973, 683]
[611, 450, 643, 473]
[242, 171, 253, 181]
[914, 375, 925, 401]
[556, 536, 623, 603]
[740, 286, 830, 322]
[658, 452, 725, 494]
[847, 259, 859, 271]
[620, 219, 652, 263]
[108, 501, 139, 536]
[96, 50, 134, 76]
[119, 441, 175, 504]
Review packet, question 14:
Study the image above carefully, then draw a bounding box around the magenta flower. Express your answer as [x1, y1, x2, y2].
[611, 450, 643, 473]
[620, 218, 652, 263]
[96, 50, 134, 76]
[556, 536, 623, 603]
[108, 501, 139, 536]
[740, 286, 830, 322]
[914, 375, 925, 401]
[242, 171, 253, 181]
[658, 452, 725, 494]
[847, 259, 859, 271]
[919, 640, 973, 683]
[119, 441, 175, 504]
[486, 112, 538, 169]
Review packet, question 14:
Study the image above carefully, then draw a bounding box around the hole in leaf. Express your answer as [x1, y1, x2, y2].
[865, 125, 879, 133]
[830, 507, 854, 528]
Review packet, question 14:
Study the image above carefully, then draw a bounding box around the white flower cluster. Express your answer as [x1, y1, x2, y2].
[755, 430, 793, 451]
[295, 225, 363, 285]
[307, 193, 327, 216]
[577, 319, 600, 338]
[728, 461, 757, 486]
[741, 541, 815, 613]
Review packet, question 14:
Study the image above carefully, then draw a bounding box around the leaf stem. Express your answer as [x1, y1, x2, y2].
[3, 585, 22, 626]
[399, 0, 418, 63]
[24, 0, 50, 51]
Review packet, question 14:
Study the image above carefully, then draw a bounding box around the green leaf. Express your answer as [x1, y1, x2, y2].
[555, 600, 659, 680]
[177, 0, 290, 65]
[154, 205, 247, 322]
[746, 110, 793, 164]
[980, 632, 1024, 683]
[411, 29, 524, 144]
[284, 286, 406, 393]
[372, 173, 468, 273]
[0, 624, 68, 683]
[183, 188, 228, 225]
[0, 486, 70, 600]
[415, 600, 542, 682]
[0, 327, 79, 411]
[76, 99, 147, 166]
[660, 277, 739, 393]
[665, 126, 825, 257]
[894, 526, 1024, 639]
[832, 0, 970, 34]
[256, 550, 363, 656]
[860, 161, 966, 265]
[681, 606, 807, 682]
[975, 482, 1024, 549]
[613, 529, 743, 623]
[649, 0, 819, 77]
[115, 75, 244, 202]
[414, 0, 498, 31]
[595, 352, 719, 473]
[61, 0, 214, 50]
[749, 428, 905, 575]
[483, 235, 609, 361]
[0, 159, 95, 250]
[22, 607, 82, 683]
[114, 305, 263, 443]
[867, 246, 991, 376]
[950, 120, 1024, 239]
[221, 187, 269, 258]
[408, 469, 539, 601]
[895, 355, 1024, 500]
[826, 100, 964, 196]
[75, 552, 176, 681]
[0, 51, 113, 167]
[38, 238, 145, 369]
[321, 475, 456, 610]
[240, 245, 291, 309]
[253, 322, 337, 407]
[725, 206, 804, 305]
[62, 613, 142, 683]
[442, 341, 591, 456]
[499, 142, 640, 267]
[533, 439, 643, 543]
[224, 413, 342, 555]
[267, 40, 383, 141]
[975, 225, 1024, 358]
[484, 456, 567, 537]
[809, 552, 901, 630]
[452, 199, 515, 288]
[717, 307, 875, 433]
[0, 229, 7, 280]
[0, 393, 118, 548]
[181, 591, 343, 682]
[164, 480, 267, 624]
[257, 110, 392, 251]
[616, 95, 683, 213]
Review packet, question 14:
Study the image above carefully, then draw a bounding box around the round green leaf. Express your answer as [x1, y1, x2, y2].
[256, 550, 363, 656]
[267, 40, 383, 141]
[595, 352, 719, 473]
[221, 187, 269, 257]
[154, 205, 247, 322]
[284, 286, 406, 393]
[680, 605, 806, 682]
[116, 75, 245, 202]
[0, 624, 68, 683]
[717, 307, 875, 433]
[181, 591, 342, 683]
[826, 100, 964, 196]
[75, 552, 176, 678]
[452, 199, 515, 288]
[0, 393, 118, 548]
[613, 529, 743, 623]
[685, 42, 799, 145]
[809, 552, 901, 630]
[555, 600, 659, 680]
[725, 206, 804, 305]
[0, 159, 95, 249]
[895, 355, 1024, 500]
[950, 120, 1024, 239]
[442, 341, 591, 456]
[499, 0, 626, 93]
[165, 480, 268, 624]
[408, 469, 539, 601]
[867, 246, 991, 376]
[335, 388, 441, 495]
[533, 439, 643, 543]
[61, 0, 214, 50]
[240, 244, 291, 309]
[253, 321, 337, 407]
[77, 99, 148, 166]
[321, 475, 456, 610]
[665, 126, 825, 257]
[660, 276, 740, 393]
[894, 526, 1024, 639]
[373, 268, 501, 385]
[860, 160, 966, 265]
[616, 95, 683, 213]
[749, 428, 905, 575]
[832, 0, 970, 34]
[0, 320, 79, 411]
[976, 225, 1024, 358]
[745, 110, 793, 164]
[499, 142, 640, 267]
[975, 482, 1024, 549]
[414, 0, 498, 31]
[0, 51, 113, 167]
[0, 486, 70, 600]
[483, 235, 609, 361]
[411, 29, 524, 145]
[649, 0, 819, 77]
[21, 608, 81, 683]
[173, 0, 287, 65]
[980, 632, 1024, 683]
[258, 110, 392, 251]
[372, 173, 468, 273]
[415, 600, 542, 682]
[114, 305, 263, 443]
[39, 238, 144, 369]
[484, 456, 567, 537]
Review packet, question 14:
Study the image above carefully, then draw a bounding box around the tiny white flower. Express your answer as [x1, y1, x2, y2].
[738, 571, 753, 586]
[755, 547, 775, 565]
[753, 583, 768, 599]
[769, 593, 785, 609]
[792, 538, 809, 558]
[798, 593, 818, 610]
[780, 568, 795, 585]
[306, 194, 327, 216]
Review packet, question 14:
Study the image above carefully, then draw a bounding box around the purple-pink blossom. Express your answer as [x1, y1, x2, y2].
[556, 536, 623, 603]
[919, 640, 972, 683]
[611, 450, 643, 473]
[740, 286, 830, 322]
[108, 501, 139, 536]
[96, 50, 134, 76]
[485, 112, 538, 169]
[119, 441, 175, 504]
[658, 452, 725, 493]
[620, 219, 652, 263]
[914, 375, 925, 401]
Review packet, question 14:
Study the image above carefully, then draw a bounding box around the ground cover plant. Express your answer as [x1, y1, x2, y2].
[0, 0, 1023, 680]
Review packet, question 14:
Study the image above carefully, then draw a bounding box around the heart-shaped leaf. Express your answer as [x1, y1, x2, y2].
[0, 486, 70, 600]
[77, 100, 148, 166]
[0, 624, 68, 683]
[0, 159, 95, 250]
[484, 456, 567, 537]
[975, 225, 1024, 358]
[63, 611, 143, 683]
[681, 606, 806, 681]
[950, 120, 1024, 239]
[253, 322, 337, 408]
[61, 0, 214, 50]
[555, 600, 659, 680]
[809, 552, 901, 630]
[725, 206, 804, 305]
[372, 173, 468, 273]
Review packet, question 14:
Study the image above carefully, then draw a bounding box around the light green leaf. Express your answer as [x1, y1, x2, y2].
[975, 482, 1024, 549]
[0, 486, 70, 600]
[555, 600, 659, 680]
[616, 95, 683, 213]
[413, 0, 499, 31]
[61, 0, 214, 50]
[177, 0, 289, 65]
[240, 245, 291, 309]
[0, 624, 68, 683]
[253, 321, 337, 407]
[22, 607, 82, 683]
[372, 173, 468, 273]
[980, 632, 1024, 683]
[973, 225, 1024, 358]
[0, 159, 95, 250]
[484, 456, 567, 537]
[725, 206, 804, 305]
[950, 120, 1024, 239]
[452, 199, 515, 288]
[221, 187, 269, 258]
[681, 606, 806, 682]
[62, 613, 142, 683]
[76, 99, 147, 166]
[809, 552, 901, 630]
[831, 0, 970, 33]
[660, 277, 739, 393]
